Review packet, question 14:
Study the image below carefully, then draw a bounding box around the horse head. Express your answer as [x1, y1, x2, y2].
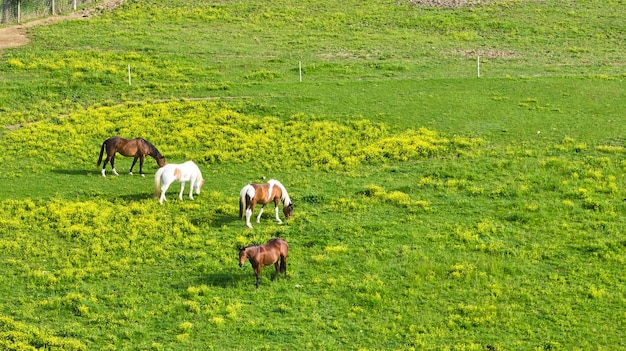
[156, 156, 166, 168]
[238, 248, 248, 267]
[283, 202, 294, 220]
[194, 179, 205, 195]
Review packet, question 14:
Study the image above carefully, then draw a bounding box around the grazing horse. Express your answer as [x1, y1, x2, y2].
[239, 238, 289, 289]
[97, 136, 166, 177]
[239, 179, 293, 229]
[154, 161, 204, 205]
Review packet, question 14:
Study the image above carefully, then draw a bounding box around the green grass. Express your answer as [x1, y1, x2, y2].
[1, 0, 626, 350]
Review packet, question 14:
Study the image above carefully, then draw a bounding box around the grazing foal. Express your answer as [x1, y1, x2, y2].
[239, 238, 288, 288]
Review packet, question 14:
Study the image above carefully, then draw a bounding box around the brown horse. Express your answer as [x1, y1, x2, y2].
[239, 179, 293, 229]
[97, 136, 165, 177]
[239, 238, 288, 288]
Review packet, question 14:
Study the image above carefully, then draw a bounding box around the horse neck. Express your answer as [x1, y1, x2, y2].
[150, 149, 162, 159]
[276, 184, 291, 205]
[194, 172, 203, 183]
[282, 192, 291, 206]
[190, 165, 202, 183]
[268, 180, 289, 204]
[246, 246, 261, 262]
[143, 140, 161, 158]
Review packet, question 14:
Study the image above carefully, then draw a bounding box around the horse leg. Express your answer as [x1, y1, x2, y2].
[138, 156, 145, 177]
[159, 180, 171, 205]
[254, 267, 261, 289]
[101, 159, 108, 177]
[274, 202, 283, 224]
[101, 156, 112, 177]
[110, 157, 119, 176]
[256, 205, 265, 223]
[188, 180, 195, 200]
[178, 181, 186, 201]
[281, 255, 287, 277]
[245, 206, 254, 229]
[272, 261, 279, 281]
[129, 157, 138, 175]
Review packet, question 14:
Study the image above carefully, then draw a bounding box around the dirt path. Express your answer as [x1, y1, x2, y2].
[0, 0, 125, 50]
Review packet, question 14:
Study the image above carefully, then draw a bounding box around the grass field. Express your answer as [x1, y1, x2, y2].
[1, 0, 625, 350]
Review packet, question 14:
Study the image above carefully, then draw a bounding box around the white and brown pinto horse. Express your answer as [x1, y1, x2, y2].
[239, 179, 293, 228]
[154, 161, 204, 205]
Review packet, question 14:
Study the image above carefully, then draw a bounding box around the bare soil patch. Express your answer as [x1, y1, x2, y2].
[407, 0, 499, 7]
[453, 49, 520, 59]
[0, 0, 126, 50]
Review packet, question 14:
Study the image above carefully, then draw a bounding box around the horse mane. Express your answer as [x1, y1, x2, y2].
[241, 244, 260, 253]
[187, 161, 203, 183]
[270, 179, 291, 205]
[195, 166, 204, 182]
[141, 138, 163, 158]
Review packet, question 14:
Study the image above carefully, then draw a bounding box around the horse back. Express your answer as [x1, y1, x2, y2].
[253, 182, 283, 204]
[267, 238, 288, 257]
[106, 136, 123, 144]
[249, 244, 275, 266]
[138, 138, 160, 156]
[103, 136, 122, 150]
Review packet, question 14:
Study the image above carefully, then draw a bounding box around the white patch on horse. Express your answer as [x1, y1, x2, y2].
[267, 180, 276, 201]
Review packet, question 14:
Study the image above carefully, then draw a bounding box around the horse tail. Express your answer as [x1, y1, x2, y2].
[154, 166, 165, 197]
[239, 184, 254, 219]
[280, 240, 288, 274]
[96, 140, 107, 167]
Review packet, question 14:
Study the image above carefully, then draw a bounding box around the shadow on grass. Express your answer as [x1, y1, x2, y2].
[212, 213, 241, 228]
[176, 267, 288, 289]
[177, 270, 246, 288]
[189, 212, 241, 229]
[52, 169, 158, 177]
[205, 271, 246, 288]
[52, 169, 101, 176]
[114, 193, 155, 202]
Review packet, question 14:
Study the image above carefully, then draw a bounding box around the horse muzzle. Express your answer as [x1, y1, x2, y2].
[239, 263, 244, 268]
